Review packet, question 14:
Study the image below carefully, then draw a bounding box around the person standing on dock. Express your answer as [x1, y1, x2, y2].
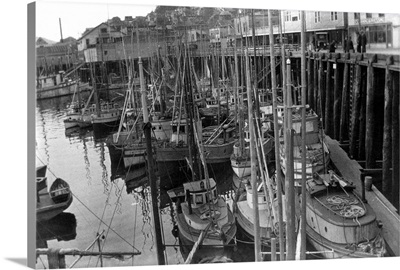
[356, 32, 361, 53]
[329, 40, 336, 53]
[346, 36, 354, 53]
[361, 30, 367, 53]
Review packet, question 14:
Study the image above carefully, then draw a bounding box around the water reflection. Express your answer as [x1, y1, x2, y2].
[35, 94, 264, 267]
[36, 212, 77, 249]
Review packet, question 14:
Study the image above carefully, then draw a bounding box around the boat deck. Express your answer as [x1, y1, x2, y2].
[325, 136, 400, 256]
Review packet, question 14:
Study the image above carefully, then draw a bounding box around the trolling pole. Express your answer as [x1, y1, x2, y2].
[268, 9, 285, 261]
[300, 10, 307, 260]
[139, 57, 165, 265]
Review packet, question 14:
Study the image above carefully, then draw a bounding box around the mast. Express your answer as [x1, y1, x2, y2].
[300, 10, 307, 260]
[234, 40, 243, 155]
[268, 9, 285, 261]
[139, 57, 165, 265]
[245, 49, 261, 261]
[279, 10, 296, 260]
[251, 10, 260, 118]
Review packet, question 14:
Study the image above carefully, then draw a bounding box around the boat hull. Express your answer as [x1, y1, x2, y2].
[176, 206, 237, 246]
[306, 224, 384, 259]
[204, 140, 236, 164]
[37, 193, 73, 222]
[155, 144, 189, 162]
[230, 157, 251, 178]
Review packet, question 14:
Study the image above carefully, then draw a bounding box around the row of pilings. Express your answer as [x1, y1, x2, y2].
[302, 51, 399, 210]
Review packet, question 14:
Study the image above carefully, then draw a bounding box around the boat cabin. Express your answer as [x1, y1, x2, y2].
[245, 181, 270, 210]
[205, 97, 219, 108]
[183, 178, 218, 209]
[170, 118, 202, 144]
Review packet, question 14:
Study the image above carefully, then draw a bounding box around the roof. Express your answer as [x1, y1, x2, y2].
[36, 37, 56, 46]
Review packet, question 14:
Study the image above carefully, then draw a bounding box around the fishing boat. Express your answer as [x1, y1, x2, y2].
[174, 178, 237, 246]
[36, 72, 79, 100]
[63, 86, 96, 129]
[305, 170, 386, 258]
[91, 101, 122, 131]
[279, 107, 330, 184]
[234, 177, 286, 247]
[231, 121, 274, 178]
[202, 122, 237, 164]
[37, 174, 73, 222]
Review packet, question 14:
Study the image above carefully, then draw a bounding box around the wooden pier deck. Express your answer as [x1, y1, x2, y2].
[325, 136, 400, 256]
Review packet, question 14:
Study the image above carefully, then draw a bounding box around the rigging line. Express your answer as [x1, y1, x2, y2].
[95, 182, 123, 267]
[38, 253, 47, 269]
[96, 181, 114, 236]
[131, 194, 138, 266]
[71, 191, 140, 252]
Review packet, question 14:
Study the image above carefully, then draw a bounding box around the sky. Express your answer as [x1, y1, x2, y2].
[36, 0, 156, 42]
[35, 0, 400, 42]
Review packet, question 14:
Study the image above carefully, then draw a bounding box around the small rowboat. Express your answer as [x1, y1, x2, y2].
[50, 178, 71, 204]
[37, 176, 73, 222]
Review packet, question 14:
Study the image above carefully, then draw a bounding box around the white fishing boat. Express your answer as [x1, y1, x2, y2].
[234, 177, 286, 247]
[279, 107, 330, 184]
[305, 170, 386, 258]
[174, 178, 237, 246]
[231, 121, 274, 178]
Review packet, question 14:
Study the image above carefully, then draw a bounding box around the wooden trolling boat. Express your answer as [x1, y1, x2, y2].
[173, 178, 237, 246]
[154, 117, 200, 162]
[37, 174, 73, 222]
[234, 177, 286, 247]
[36, 165, 48, 191]
[231, 121, 274, 178]
[36, 72, 90, 100]
[305, 170, 386, 258]
[64, 89, 96, 129]
[202, 122, 237, 164]
[279, 107, 330, 184]
[91, 102, 122, 131]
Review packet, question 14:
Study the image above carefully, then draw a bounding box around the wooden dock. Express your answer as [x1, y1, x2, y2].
[325, 136, 400, 256]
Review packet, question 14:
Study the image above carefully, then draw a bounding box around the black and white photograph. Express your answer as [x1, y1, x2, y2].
[5, 0, 400, 269]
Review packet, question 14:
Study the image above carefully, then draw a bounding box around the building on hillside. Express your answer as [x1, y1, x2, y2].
[36, 41, 79, 76]
[77, 22, 127, 62]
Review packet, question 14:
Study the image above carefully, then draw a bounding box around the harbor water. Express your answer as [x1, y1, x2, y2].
[35, 94, 259, 268]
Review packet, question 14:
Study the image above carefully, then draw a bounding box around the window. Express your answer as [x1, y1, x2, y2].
[366, 13, 372, 18]
[292, 12, 299, 21]
[86, 39, 90, 46]
[331, 12, 338, 21]
[285, 11, 291, 22]
[314, 12, 321, 23]
[379, 13, 385, 18]
[369, 25, 390, 44]
[100, 28, 107, 33]
[195, 194, 203, 204]
[354, 13, 360, 20]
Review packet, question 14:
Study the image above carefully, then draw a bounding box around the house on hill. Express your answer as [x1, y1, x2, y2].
[36, 37, 56, 47]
